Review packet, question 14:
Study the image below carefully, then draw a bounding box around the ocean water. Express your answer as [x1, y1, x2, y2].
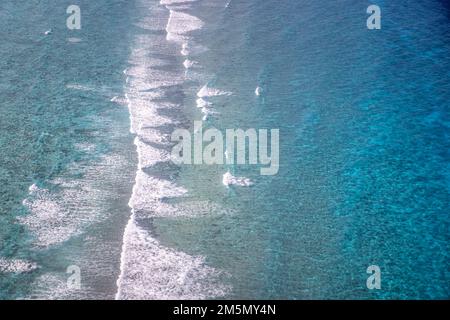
[0, 0, 137, 299]
[1, 0, 449, 299]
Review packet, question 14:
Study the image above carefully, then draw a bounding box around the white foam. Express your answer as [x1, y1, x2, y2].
[28, 183, 39, 193]
[180, 41, 209, 56]
[255, 86, 262, 96]
[116, 0, 232, 300]
[222, 171, 253, 187]
[19, 186, 79, 247]
[181, 43, 189, 56]
[65, 83, 113, 97]
[66, 83, 93, 91]
[134, 136, 170, 170]
[166, 10, 204, 43]
[19, 150, 129, 248]
[183, 59, 196, 69]
[0, 258, 38, 273]
[201, 107, 219, 121]
[116, 217, 229, 300]
[129, 170, 188, 212]
[197, 84, 232, 98]
[127, 100, 174, 135]
[74, 142, 96, 153]
[125, 58, 181, 134]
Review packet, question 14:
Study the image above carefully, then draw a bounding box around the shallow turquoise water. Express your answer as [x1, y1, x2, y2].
[0, 0, 449, 299]
[0, 0, 136, 299]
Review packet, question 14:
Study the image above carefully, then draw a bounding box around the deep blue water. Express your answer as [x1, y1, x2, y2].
[0, 0, 449, 299]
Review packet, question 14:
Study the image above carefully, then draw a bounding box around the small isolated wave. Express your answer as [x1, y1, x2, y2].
[110, 95, 128, 105]
[166, 10, 204, 43]
[183, 59, 196, 69]
[202, 107, 220, 121]
[197, 84, 232, 98]
[222, 171, 253, 187]
[180, 42, 209, 56]
[0, 258, 38, 273]
[255, 86, 262, 96]
[116, 217, 230, 300]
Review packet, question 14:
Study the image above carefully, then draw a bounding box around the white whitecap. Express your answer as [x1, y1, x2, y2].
[183, 59, 196, 69]
[179, 41, 209, 56]
[0, 258, 38, 273]
[196, 98, 211, 108]
[166, 10, 204, 43]
[197, 84, 232, 98]
[222, 171, 253, 187]
[116, 217, 229, 300]
[201, 108, 219, 121]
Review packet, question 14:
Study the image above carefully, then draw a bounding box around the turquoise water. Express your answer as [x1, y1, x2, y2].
[1, 0, 449, 299]
[0, 0, 136, 298]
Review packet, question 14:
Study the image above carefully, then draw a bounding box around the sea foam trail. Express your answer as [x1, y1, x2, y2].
[17, 99, 135, 298]
[0, 258, 38, 273]
[116, 0, 229, 300]
[197, 84, 232, 98]
[195, 84, 232, 120]
[116, 216, 229, 300]
[19, 145, 129, 248]
[222, 171, 253, 187]
[166, 10, 205, 43]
